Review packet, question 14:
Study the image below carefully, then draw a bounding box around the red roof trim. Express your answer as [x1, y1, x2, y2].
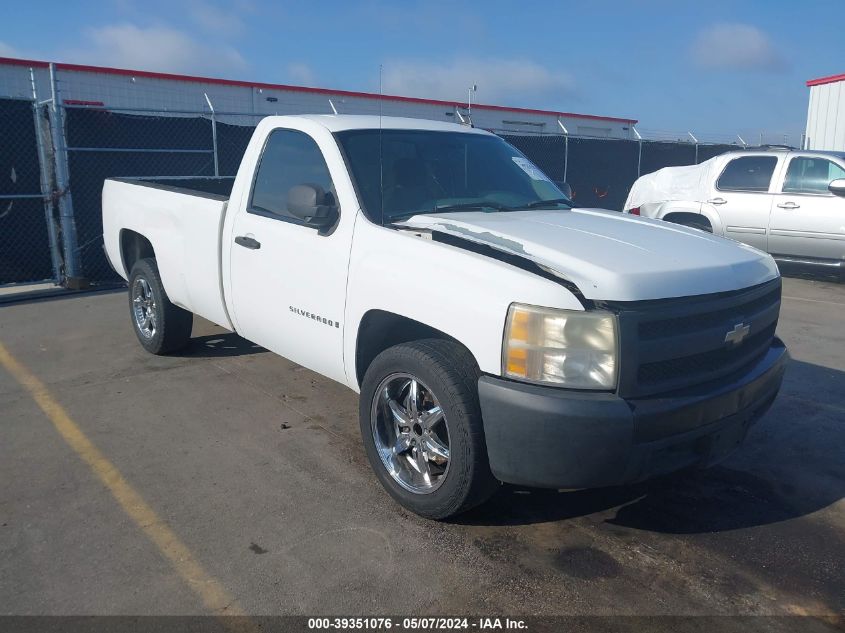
[0, 55, 638, 125]
[0, 56, 49, 68]
[806, 72, 845, 87]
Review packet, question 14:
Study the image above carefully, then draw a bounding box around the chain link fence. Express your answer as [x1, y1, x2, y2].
[0, 97, 61, 284]
[3, 103, 748, 287]
[498, 132, 740, 211]
[61, 106, 267, 282]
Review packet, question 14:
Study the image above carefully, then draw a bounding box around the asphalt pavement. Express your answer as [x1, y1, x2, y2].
[1, 277, 842, 625]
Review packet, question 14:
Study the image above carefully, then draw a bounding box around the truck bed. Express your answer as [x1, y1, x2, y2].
[102, 177, 234, 331]
[110, 177, 236, 200]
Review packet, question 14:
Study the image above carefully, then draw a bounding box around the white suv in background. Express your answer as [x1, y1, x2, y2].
[624, 149, 845, 276]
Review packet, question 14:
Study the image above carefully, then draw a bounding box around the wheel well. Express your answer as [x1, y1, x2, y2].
[355, 310, 473, 386]
[663, 212, 712, 229]
[120, 229, 155, 276]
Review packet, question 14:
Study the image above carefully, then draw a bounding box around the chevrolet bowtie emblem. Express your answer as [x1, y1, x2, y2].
[725, 322, 751, 345]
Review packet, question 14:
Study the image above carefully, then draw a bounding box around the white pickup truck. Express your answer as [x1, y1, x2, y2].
[103, 115, 788, 519]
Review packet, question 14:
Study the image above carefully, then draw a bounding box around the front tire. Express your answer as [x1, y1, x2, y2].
[359, 339, 498, 519]
[128, 258, 193, 355]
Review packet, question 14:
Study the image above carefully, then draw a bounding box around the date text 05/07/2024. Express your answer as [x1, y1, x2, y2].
[307, 617, 528, 630]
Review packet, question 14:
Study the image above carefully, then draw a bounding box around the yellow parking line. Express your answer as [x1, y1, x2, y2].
[0, 341, 246, 619]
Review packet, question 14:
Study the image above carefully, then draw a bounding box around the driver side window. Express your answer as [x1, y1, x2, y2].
[249, 129, 335, 221]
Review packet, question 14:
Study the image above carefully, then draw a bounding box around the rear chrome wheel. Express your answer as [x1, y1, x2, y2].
[132, 276, 157, 339]
[371, 373, 450, 494]
[127, 258, 193, 355]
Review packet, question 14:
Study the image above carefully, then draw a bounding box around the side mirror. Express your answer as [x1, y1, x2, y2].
[287, 184, 338, 230]
[829, 178, 845, 197]
[554, 181, 573, 200]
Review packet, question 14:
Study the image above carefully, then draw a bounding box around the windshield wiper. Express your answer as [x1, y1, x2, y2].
[389, 202, 511, 223]
[388, 198, 570, 223]
[508, 198, 572, 210]
[433, 201, 513, 212]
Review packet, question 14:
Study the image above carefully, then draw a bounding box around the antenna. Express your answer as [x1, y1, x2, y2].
[379, 64, 384, 226]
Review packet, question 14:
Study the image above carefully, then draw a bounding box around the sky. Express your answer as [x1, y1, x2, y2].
[2, 0, 843, 145]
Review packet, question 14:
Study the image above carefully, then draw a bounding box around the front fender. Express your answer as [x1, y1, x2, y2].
[343, 220, 583, 391]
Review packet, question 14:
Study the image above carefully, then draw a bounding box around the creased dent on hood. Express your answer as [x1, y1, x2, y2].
[422, 222, 576, 285]
[430, 222, 528, 255]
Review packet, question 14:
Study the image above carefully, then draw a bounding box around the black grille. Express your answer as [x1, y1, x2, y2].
[638, 287, 781, 339]
[638, 322, 776, 386]
[611, 278, 782, 398]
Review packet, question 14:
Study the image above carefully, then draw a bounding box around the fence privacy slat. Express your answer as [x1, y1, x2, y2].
[0, 98, 55, 284]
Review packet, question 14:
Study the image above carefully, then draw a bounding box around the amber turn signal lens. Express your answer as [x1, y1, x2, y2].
[502, 303, 617, 389]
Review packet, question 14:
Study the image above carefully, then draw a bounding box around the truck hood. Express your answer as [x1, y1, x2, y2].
[399, 208, 779, 302]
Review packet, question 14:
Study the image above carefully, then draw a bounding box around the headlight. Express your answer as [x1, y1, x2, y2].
[502, 303, 617, 389]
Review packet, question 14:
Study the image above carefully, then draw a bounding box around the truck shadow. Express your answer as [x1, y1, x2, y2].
[457, 359, 845, 534]
[175, 333, 266, 358]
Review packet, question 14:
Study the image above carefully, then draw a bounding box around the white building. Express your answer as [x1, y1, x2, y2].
[805, 72, 845, 151]
[0, 55, 637, 138]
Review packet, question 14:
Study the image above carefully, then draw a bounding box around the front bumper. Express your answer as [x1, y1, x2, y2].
[478, 337, 788, 489]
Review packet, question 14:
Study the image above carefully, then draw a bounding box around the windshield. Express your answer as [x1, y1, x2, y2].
[334, 129, 570, 224]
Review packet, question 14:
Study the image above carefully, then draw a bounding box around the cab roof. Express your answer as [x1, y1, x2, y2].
[266, 114, 493, 135]
[736, 148, 845, 160]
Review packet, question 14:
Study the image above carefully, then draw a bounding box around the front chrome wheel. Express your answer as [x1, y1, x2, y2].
[132, 276, 157, 339]
[371, 373, 450, 494]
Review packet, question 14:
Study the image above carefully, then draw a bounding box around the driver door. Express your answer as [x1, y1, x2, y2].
[227, 127, 349, 383]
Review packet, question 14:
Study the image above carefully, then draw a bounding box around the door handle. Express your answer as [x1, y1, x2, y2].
[776, 201, 800, 210]
[235, 235, 261, 249]
[707, 197, 727, 205]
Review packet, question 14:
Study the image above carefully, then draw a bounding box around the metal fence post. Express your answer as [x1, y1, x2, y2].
[204, 93, 219, 177]
[30, 68, 63, 284]
[632, 126, 643, 176]
[49, 63, 84, 285]
[557, 118, 569, 182]
[688, 132, 699, 164]
[564, 134, 569, 182]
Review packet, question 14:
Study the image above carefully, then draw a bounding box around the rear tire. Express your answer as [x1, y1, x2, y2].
[359, 339, 498, 519]
[128, 258, 193, 355]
